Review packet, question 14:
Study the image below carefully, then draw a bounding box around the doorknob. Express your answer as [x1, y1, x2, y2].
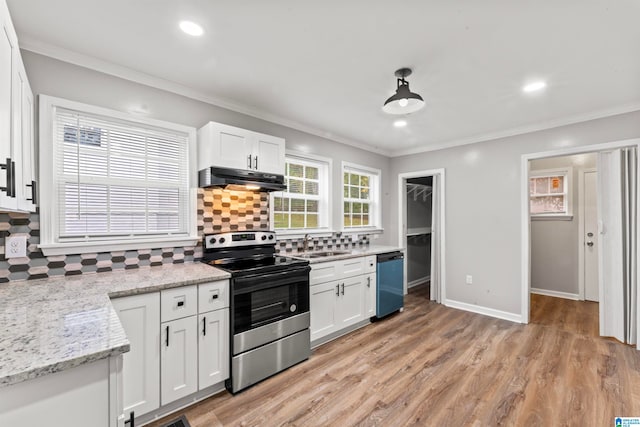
[587, 241, 594, 247]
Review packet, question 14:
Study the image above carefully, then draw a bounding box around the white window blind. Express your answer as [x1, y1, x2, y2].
[54, 107, 190, 240]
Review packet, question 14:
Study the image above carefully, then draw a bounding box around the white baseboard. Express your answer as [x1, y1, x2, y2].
[530, 288, 580, 301]
[408, 276, 430, 288]
[444, 299, 523, 323]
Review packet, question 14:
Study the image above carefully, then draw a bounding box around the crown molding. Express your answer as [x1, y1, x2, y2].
[391, 102, 640, 157]
[18, 36, 640, 160]
[18, 35, 393, 157]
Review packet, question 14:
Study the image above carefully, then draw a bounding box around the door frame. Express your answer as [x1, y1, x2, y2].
[578, 167, 598, 301]
[397, 168, 446, 300]
[520, 138, 640, 324]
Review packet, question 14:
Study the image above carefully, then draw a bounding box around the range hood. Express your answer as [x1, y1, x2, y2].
[199, 166, 286, 192]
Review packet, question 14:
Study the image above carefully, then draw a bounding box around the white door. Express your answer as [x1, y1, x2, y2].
[310, 281, 339, 341]
[198, 309, 229, 390]
[161, 316, 198, 405]
[584, 170, 599, 302]
[0, 3, 17, 210]
[111, 293, 161, 417]
[364, 273, 376, 317]
[597, 150, 625, 341]
[253, 133, 285, 174]
[339, 275, 365, 328]
[430, 174, 441, 302]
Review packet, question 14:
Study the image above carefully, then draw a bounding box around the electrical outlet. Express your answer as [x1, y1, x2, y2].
[5, 235, 27, 258]
[466, 275, 473, 285]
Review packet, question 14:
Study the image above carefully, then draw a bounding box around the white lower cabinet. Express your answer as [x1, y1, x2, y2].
[111, 292, 160, 417]
[310, 256, 378, 344]
[161, 315, 198, 405]
[198, 309, 229, 389]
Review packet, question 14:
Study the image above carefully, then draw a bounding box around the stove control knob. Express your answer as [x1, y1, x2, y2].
[219, 237, 226, 244]
[261, 235, 267, 240]
[209, 237, 216, 245]
[268, 235, 274, 240]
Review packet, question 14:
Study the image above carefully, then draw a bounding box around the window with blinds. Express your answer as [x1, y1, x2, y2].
[54, 107, 190, 240]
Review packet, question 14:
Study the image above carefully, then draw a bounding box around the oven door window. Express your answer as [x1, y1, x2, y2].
[233, 269, 309, 334]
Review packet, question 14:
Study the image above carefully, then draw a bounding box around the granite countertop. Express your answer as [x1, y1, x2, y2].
[0, 263, 230, 388]
[289, 245, 405, 264]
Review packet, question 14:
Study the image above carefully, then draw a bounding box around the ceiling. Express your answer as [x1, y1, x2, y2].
[7, 0, 640, 157]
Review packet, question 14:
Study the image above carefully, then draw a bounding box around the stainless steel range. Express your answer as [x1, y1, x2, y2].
[201, 231, 311, 393]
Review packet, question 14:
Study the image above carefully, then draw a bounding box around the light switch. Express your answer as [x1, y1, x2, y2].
[5, 235, 27, 258]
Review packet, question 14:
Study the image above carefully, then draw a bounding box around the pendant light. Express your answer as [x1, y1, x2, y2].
[382, 68, 425, 115]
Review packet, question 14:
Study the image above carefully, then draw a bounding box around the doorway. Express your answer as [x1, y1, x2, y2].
[397, 169, 446, 303]
[521, 138, 640, 348]
[527, 153, 599, 336]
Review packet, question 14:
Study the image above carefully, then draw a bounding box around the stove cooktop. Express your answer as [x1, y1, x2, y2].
[204, 255, 309, 277]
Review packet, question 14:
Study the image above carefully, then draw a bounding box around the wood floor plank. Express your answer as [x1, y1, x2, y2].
[147, 286, 640, 427]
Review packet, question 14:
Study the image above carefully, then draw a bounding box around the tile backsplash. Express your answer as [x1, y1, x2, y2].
[0, 187, 369, 283]
[0, 188, 269, 283]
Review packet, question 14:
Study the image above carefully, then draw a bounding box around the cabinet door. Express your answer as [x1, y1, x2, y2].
[111, 293, 160, 417]
[197, 122, 252, 171]
[364, 273, 376, 318]
[16, 60, 35, 212]
[161, 316, 198, 405]
[310, 281, 339, 342]
[252, 132, 285, 174]
[0, 1, 17, 210]
[198, 309, 229, 390]
[338, 275, 366, 328]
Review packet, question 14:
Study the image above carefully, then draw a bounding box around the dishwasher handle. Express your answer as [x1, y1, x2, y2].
[377, 252, 404, 263]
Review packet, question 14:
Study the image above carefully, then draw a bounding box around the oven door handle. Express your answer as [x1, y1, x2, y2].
[233, 267, 311, 295]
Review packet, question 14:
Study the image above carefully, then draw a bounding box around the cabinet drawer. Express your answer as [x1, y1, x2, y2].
[161, 285, 197, 322]
[310, 261, 340, 285]
[199, 280, 229, 313]
[340, 257, 366, 278]
[364, 255, 376, 273]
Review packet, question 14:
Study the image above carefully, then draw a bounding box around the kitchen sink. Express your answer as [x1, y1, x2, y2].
[297, 250, 352, 258]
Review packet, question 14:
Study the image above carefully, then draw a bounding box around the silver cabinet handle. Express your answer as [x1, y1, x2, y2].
[367, 277, 371, 288]
[247, 154, 253, 169]
[253, 155, 258, 170]
[165, 325, 169, 347]
[336, 284, 339, 296]
[587, 241, 594, 247]
[341, 283, 345, 295]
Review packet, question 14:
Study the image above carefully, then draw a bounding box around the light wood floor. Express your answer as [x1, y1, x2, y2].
[148, 289, 640, 427]
[530, 293, 599, 338]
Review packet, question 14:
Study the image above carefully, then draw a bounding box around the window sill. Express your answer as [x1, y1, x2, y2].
[342, 228, 384, 235]
[531, 215, 574, 221]
[39, 236, 200, 256]
[275, 229, 335, 239]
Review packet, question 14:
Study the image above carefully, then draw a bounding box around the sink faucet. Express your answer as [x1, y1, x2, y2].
[303, 234, 312, 252]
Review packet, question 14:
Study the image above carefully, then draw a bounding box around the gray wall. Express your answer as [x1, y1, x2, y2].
[389, 110, 640, 316]
[530, 154, 596, 296]
[21, 50, 392, 243]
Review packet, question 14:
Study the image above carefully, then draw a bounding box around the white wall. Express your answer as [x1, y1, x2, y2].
[389, 110, 640, 318]
[21, 50, 392, 242]
[529, 154, 596, 296]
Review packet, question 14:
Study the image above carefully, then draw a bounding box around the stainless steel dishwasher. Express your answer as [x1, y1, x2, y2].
[376, 251, 404, 318]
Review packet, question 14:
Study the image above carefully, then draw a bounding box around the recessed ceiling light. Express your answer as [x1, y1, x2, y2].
[179, 20, 204, 37]
[522, 81, 547, 93]
[394, 120, 407, 128]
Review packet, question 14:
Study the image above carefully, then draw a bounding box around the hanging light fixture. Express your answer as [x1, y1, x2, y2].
[382, 68, 425, 115]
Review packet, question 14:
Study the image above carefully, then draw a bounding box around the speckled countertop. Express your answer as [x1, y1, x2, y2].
[0, 263, 230, 388]
[289, 245, 405, 263]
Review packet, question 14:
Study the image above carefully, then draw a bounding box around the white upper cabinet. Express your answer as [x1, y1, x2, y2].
[0, 0, 36, 212]
[197, 121, 285, 175]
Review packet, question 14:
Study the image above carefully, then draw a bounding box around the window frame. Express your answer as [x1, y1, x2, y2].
[341, 161, 382, 231]
[529, 167, 573, 220]
[38, 95, 198, 256]
[271, 151, 332, 236]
